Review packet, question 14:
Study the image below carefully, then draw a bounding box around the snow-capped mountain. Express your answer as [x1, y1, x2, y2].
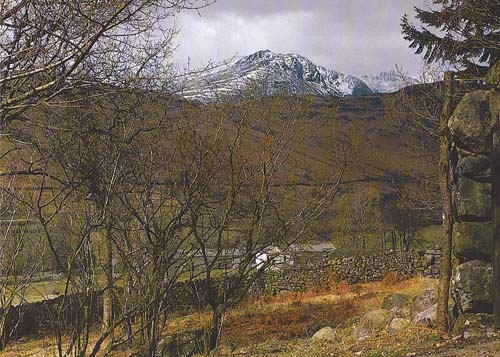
[360, 70, 419, 94]
[175, 50, 373, 102]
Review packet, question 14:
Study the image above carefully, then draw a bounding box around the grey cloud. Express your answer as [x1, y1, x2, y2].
[173, 1, 428, 76]
[199, 0, 315, 17]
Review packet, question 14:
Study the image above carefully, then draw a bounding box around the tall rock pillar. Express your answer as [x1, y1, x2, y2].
[449, 63, 500, 315]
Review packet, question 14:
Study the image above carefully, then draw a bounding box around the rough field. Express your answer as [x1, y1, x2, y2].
[3, 275, 500, 356]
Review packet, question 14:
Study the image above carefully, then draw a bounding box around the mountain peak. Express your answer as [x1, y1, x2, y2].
[250, 49, 274, 57]
[176, 50, 373, 102]
[361, 70, 419, 93]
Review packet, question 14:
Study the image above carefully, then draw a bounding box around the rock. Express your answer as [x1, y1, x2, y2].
[457, 155, 491, 182]
[455, 177, 492, 220]
[353, 309, 392, 340]
[389, 317, 410, 332]
[217, 345, 235, 355]
[381, 293, 410, 310]
[448, 90, 494, 154]
[421, 254, 435, 267]
[412, 288, 437, 316]
[451, 260, 493, 313]
[390, 307, 408, 318]
[413, 303, 437, 325]
[311, 326, 337, 342]
[454, 222, 493, 262]
[486, 60, 500, 89]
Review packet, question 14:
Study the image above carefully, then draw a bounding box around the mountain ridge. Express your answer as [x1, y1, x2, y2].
[175, 50, 372, 101]
[174, 50, 420, 102]
[361, 70, 419, 94]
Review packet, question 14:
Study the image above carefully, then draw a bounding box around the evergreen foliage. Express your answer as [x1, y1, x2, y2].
[401, 0, 500, 68]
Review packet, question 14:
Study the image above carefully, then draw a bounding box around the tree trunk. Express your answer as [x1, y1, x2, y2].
[102, 226, 114, 332]
[437, 71, 455, 331]
[206, 305, 224, 353]
[492, 115, 500, 329]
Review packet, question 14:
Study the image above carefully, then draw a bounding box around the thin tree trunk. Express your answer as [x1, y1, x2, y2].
[437, 71, 455, 331]
[102, 226, 114, 332]
[207, 305, 224, 353]
[492, 115, 500, 329]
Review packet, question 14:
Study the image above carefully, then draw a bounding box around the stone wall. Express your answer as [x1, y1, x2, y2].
[252, 248, 441, 295]
[449, 62, 500, 314]
[2, 248, 440, 342]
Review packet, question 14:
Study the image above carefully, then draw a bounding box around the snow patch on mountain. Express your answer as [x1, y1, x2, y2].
[175, 50, 373, 102]
[360, 70, 419, 94]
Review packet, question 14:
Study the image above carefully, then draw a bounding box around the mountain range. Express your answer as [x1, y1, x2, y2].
[361, 70, 419, 94]
[174, 50, 419, 102]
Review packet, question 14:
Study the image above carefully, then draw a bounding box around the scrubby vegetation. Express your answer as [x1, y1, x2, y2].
[5, 275, 500, 356]
[1, 0, 499, 355]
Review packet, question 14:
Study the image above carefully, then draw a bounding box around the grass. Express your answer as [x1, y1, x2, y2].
[6, 274, 477, 356]
[417, 224, 441, 249]
[5, 267, 228, 305]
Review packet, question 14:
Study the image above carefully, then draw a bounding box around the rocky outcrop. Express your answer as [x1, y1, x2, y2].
[353, 309, 392, 340]
[381, 293, 410, 310]
[413, 303, 437, 325]
[389, 317, 410, 331]
[411, 288, 437, 316]
[355, 287, 437, 339]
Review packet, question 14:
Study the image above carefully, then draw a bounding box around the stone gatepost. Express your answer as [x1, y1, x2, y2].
[448, 63, 500, 314]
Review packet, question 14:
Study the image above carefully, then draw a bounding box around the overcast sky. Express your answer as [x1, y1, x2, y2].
[173, 0, 428, 77]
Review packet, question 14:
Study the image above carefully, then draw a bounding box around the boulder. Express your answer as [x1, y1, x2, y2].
[381, 293, 410, 310]
[353, 309, 392, 340]
[413, 303, 437, 325]
[451, 260, 493, 313]
[457, 155, 491, 182]
[389, 317, 411, 332]
[390, 307, 408, 318]
[453, 222, 493, 262]
[412, 288, 437, 317]
[455, 177, 492, 220]
[448, 90, 494, 154]
[311, 326, 337, 342]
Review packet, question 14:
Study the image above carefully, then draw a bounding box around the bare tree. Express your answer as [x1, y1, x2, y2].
[333, 187, 381, 256]
[0, 0, 214, 126]
[157, 93, 352, 352]
[0, 174, 40, 349]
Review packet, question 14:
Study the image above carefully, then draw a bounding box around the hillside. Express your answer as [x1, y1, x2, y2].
[0, 88, 441, 267]
[6, 276, 500, 356]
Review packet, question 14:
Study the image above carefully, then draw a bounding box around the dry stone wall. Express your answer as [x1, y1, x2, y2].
[3, 248, 440, 341]
[449, 62, 500, 314]
[252, 248, 441, 295]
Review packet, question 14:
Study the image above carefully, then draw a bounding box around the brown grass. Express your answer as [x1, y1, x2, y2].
[2, 276, 437, 356]
[223, 298, 359, 347]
